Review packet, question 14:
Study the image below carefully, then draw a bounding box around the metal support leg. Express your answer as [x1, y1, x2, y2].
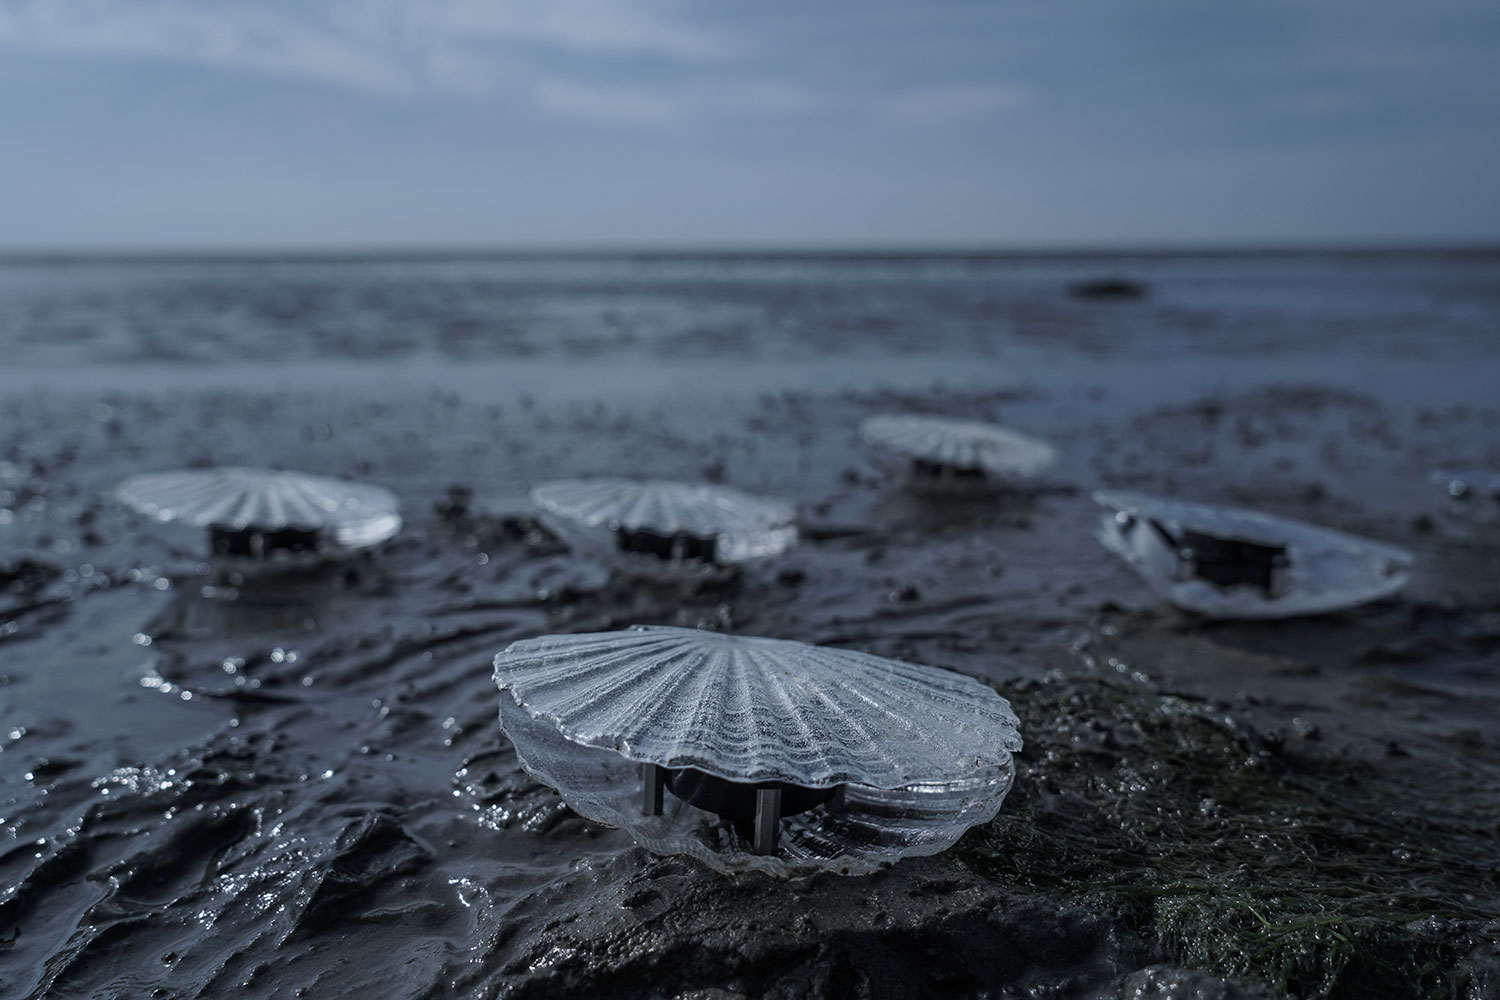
[1268, 554, 1289, 599]
[753, 787, 782, 855]
[642, 763, 664, 816]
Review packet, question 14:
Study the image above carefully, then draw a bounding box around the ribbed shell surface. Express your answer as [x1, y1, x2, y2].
[117, 467, 400, 531]
[493, 625, 1022, 789]
[530, 479, 794, 535]
[859, 415, 1056, 477]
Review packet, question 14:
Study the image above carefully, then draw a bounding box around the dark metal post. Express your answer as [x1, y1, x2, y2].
[753, 787, 782, 855]
[1174, 545, 1197, 582]
[642, 763, 664, 816]
[1268, 553, 1289, 598]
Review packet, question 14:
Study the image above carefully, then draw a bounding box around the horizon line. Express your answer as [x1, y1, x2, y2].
[1, 238, 1498, 263]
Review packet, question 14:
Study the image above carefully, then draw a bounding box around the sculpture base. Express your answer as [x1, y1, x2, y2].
[642, 763, 841, 855]
[616, 528, 718, 565]
[664, 767, 838, 823]
[209, 524, 323, 559]
[1173, 527, 1288, 596]
[911, 458, 988, 482]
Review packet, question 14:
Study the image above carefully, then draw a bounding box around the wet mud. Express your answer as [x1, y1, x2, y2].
[2, 252, 1500, 999]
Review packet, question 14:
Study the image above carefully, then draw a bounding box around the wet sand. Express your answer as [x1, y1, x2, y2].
[2, 252, 1499, 998]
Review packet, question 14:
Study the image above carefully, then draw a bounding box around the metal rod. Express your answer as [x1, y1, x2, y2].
[1268, 554, 1289, 599]
[753, 787, 782, 855]
[642, 763, 664, 816]
[1174, 546, 1197, 582]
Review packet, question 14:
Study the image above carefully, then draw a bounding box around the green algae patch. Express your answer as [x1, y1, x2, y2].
[959, 678, 1500, 1000]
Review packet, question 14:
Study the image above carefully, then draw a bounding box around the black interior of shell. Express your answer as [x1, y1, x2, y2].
[1177, 529, 1288, 594]
[665, 767, 837, 822]
[615, 527, 718, 564]
[209, 524, 323, 558]
[642, 763, 842, 855]
[1146, 519, 1288, 595]
[911, 457, 988, 481]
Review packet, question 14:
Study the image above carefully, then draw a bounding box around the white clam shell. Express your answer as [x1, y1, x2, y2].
[116, 467, 403, 551]
[860, 414, 1056, 480]
[530, 478, 797, 568]
[1093, 490, 1412, 619]
[495, 625, 1020, 786]
[493, 626, 1021, 877]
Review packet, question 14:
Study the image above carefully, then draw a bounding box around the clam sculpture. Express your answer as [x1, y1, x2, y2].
[859, 414, 1056, 493]
[116, 467, 402, 568]
[493, 626, 1022, 877]
[1093, 490, 1413, 619]
[529, 478, 797, 576]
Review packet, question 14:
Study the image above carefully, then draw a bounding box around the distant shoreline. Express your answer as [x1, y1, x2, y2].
[2, 242, 1498, 266]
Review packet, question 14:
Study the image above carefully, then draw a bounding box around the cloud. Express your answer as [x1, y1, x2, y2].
[0, 1, 417, 93]
[0, 2, 1017, 131]
[387, 0, 728, 61]
[531, 79, 680, 126]
[885, 84, 1030, 125]
[0, 0, 730, 97]
[529, 77, 824, 126]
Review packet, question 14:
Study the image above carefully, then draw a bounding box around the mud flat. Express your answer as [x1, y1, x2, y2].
[2, 252, 1499, 998]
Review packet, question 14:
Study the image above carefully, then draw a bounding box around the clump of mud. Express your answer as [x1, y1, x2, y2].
[963, 678, 1500, 1000]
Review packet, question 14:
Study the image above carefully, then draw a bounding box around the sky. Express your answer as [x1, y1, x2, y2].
[1, 0, 1498, 249]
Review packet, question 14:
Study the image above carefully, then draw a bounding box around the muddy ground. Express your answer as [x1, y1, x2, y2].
[2, 253, 1499, 999]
